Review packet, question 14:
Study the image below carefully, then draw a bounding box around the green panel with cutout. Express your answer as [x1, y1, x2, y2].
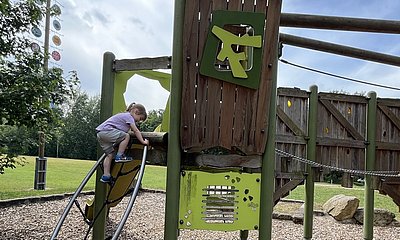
[179, 170, 261, 231]
[200, 10, 265, 89]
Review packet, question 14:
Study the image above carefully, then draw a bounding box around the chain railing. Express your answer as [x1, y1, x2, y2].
[275, 148, 400, 178]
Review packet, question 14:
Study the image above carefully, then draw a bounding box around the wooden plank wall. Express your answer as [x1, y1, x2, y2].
[181, 0, 270, 155]
[275, 88, 308, 174]
[376, 98, 400, 171]
[275, 89, 400, 180]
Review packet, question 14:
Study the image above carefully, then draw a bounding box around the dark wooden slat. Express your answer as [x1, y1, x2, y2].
[377, 104, 400, 132]
[273, 179, 304, 203]
[194, 154, 262, 168]
[276, 106, 305, 136]
[276, 135, 307, 144]
[319, 92, 367, 103]
[181, 0, 200, 150]
[254, 0, 276, 153]
[114, 57, 171, 71]
[280, 13, 400, 34]
[317, 137, 365, 148]
[277, 87, 309, 98]
[319, 99, 365, 141]
[376, 142, 400, 151]
[195, 1, 213, 149]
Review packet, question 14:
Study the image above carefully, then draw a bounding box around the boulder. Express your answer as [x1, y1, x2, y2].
[353, 208, 396, 226]
[323, 194, 359, 221]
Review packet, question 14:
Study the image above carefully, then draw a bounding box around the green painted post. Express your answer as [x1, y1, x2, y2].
[304, 85, 318, 239]
[92, 52, 116, 240]
[259, 1, 282, 239]
[164, 0, 185, 239]
[364, 91, 377, 240]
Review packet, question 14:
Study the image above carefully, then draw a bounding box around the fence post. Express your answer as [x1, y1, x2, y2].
[364, 91, 377, 240]
[304, 85, 318, 239]
[34, 131, 47, 190]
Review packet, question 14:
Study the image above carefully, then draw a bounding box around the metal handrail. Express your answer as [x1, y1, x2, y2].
[50, 154, 106, 240]
[112, 145, 148, 240]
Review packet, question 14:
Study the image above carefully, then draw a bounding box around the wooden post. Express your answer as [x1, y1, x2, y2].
[34, 131, 47, 190]
[364, 91, 377, 240]
[259, 0, 283, 239]
[92, 52, 116, 240]
[304, 85, 318, 239]
[164, 0, 185, 239]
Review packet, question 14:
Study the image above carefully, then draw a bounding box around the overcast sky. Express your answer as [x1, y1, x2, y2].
[48, 0, 400, 111]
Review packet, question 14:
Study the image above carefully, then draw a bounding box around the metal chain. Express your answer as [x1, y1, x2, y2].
[275, 148, 400, 178]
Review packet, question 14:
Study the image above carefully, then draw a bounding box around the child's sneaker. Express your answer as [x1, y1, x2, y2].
[100, 175, 112, 183]
[115, 154, 133, 163]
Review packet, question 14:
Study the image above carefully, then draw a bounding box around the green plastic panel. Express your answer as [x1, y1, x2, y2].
[199, 10, 265, 89]
[179, 170, 261, 231]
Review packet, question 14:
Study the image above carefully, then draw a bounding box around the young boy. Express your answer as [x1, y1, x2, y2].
[96, 103, 149, 183]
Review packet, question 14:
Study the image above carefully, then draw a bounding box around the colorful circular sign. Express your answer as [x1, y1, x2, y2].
[51, 4, 61, 15]
[31, 27, 42, 37]
[52, 35, 61, 46]
[53, 19, 61, 31]
[31, 42, 41, 52]
[52, 51, 61, 61]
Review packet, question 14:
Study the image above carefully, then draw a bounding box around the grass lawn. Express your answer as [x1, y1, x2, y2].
[286, 183, 399, 218]
[1, 156, 398, 219]
[0, 156, 166, 200]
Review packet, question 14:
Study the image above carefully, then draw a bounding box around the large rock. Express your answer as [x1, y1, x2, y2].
[323, 194, 359, 221]
[353, 208, 396, 226]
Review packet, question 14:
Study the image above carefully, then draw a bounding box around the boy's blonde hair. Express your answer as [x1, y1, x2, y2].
[126, 102, 147, 120]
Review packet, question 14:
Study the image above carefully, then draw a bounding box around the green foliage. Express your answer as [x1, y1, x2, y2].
[0, 125, 35, 173]
[0, 0, 43, 57]
[56, 92, 100, 160]
[140, 109, 164, 132]
[0, 0, 79, 172]
[323, 170, 343, 184]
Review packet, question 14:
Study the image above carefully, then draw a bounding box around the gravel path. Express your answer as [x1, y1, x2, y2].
[0, 191, 399, 239]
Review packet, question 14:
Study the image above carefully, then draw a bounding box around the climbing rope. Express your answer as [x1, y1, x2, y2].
[275, 148, 400, 178]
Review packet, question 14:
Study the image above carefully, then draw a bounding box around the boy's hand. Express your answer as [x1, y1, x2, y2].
[143, 139, 149, 145]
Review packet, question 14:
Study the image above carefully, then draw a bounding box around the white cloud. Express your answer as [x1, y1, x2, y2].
[55, 0, 400, 111]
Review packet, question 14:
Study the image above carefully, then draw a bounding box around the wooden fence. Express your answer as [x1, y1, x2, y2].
[275, 87, 400, 182]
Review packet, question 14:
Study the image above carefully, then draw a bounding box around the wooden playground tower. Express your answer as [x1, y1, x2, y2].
[92, 0, 400, 239]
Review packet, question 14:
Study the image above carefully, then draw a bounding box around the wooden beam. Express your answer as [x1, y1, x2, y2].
[114, 56, 171, 72]
[280, 13, 400, 34]
[280, 33, 400, 67]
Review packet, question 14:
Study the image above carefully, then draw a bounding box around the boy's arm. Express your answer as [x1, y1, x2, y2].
[130, 123, 149, 145]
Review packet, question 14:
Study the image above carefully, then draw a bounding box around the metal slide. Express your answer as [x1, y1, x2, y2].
[50, 145, 148, 239]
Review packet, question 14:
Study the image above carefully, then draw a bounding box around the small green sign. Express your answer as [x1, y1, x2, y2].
[200, 10, 266, 89]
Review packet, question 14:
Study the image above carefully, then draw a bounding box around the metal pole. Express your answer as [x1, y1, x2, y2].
[259, 0, 282, 239]
[304, 85, 318, 239]
[92, 52, 116, 240]
[164, 0, 185, 239]
[364, 91, 377, 240]
[112, 146, 148, 240]
[50, 154, 105, 240]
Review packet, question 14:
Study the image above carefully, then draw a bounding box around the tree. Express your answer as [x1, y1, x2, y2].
[0, 0, 78, 173]
[140, 109, 164, 132]
[57, 92, 100, 160]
